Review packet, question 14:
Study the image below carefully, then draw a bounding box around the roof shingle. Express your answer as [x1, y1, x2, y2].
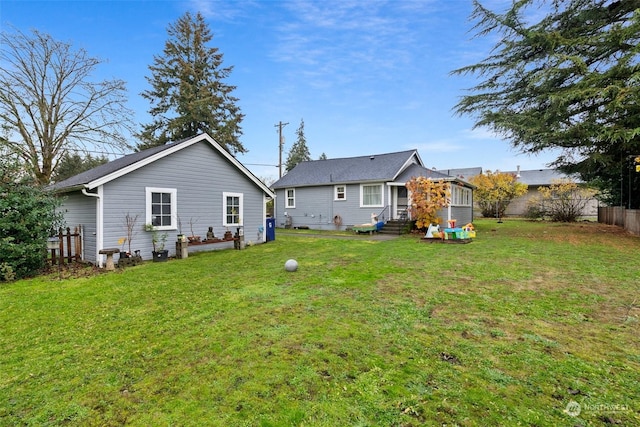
[272, 150, 420, 188]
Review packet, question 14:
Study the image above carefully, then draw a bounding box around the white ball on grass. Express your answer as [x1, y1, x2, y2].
[284, 259, 298, 272]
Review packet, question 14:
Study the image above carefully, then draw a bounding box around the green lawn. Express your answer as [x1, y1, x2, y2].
[1, 220, 638, 426]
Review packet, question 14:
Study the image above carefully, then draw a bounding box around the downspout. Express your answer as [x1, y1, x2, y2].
[82, 187, 103, 267]
[447, 182, 452, 222]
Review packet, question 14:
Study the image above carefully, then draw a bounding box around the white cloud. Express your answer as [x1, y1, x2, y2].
[189, 0, 259, 22]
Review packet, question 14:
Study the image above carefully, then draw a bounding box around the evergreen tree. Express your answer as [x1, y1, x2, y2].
[318, 153, 327, 160]
[452, 0, 640, 208]
[52, 153, 109, 183]
[1, 155, 63, 281]
[285, 119, 311, 172]
[138, 12, 245, 154]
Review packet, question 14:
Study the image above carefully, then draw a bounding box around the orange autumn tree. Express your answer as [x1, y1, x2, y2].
[469, 170, 528, 218]
[406, 177, 451, 229]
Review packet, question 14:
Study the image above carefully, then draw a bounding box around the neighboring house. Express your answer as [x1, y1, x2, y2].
[504, 167, 599, 217]
[271, 150, 475, 231]
[436, 167, 483, 183]
[445, 166, 599, 218]
[50, 133, 275, 266]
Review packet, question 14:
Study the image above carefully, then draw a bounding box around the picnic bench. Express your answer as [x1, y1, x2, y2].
[353, 221, 384, 235]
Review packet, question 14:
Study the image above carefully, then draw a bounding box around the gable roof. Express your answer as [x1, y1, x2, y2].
[506, 168, 582, 186]
[395, 163, 452, 183]
[436, 167, 483, 182]
[49, 133, 274, 197]
[272, 150, 422, 188]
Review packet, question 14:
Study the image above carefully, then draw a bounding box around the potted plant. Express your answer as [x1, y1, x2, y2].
[118, 237, 129, 258]
[176, 216, 186, 242]
[224, 227, 233, 241]
[145, 223, 169, 262]
[122, 212, 141, 256]
[117, 213, 144, 267]
[188, 217, 201, 243]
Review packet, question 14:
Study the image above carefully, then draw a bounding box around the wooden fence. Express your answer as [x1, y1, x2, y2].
[598, 207, 640, 236]
[49, 226, 83, 265]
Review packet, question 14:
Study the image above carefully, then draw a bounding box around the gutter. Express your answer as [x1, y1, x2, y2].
[81, 187, 104, 267]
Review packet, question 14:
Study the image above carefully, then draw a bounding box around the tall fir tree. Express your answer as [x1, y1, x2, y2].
[285, 119, 311, 172]
[138, 12, 245, 154]
[452, 0, 640, 208]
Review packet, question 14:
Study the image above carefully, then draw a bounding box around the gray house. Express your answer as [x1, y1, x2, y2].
[271, 150, 475, 231]
[50, 133, 275, 266]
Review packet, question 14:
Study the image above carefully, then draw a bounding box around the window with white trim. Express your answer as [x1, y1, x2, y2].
[360, 184, 383, 207]
[286, 188, 295, 208]
[223, 192, 243, 226]
[452, 186, 472, 206]
[146, 187, 177, 230]
[334, 185, 346, 201]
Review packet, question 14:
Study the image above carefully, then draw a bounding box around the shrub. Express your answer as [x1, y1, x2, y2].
[406, 178, 450, 228]
[525, 179, 596, 222]
[0, 180, 63, 281]
[524, 196, 547, 220]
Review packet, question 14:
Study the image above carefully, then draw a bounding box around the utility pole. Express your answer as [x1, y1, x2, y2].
[275, 121, 289, 178]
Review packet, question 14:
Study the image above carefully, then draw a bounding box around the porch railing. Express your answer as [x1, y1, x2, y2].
[376, 205, 390, 222]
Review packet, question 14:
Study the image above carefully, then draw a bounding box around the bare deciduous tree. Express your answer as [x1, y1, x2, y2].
[0, 28, 133, 185]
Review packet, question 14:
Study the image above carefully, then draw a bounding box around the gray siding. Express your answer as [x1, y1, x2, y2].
[275, 184, 474, 231]
[54, 142, 267, 264]
[275, 183, 388, 231]
[99, 141, 266, 260]
[446, 206, 473, 226]
[57, 191, 97, 263]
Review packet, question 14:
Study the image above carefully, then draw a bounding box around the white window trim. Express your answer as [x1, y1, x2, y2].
[223, 192, 243, 227]
[360, 183, 384, 208]
[334, 185, 346, 201]
[285, 188, 295, 208]
[452, 186, 472, 207]
[145, 187, 177, 230]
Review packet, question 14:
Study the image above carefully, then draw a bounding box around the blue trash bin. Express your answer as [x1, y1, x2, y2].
[266, 218, 275, 242]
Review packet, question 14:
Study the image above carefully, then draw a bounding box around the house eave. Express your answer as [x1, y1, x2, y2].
[51, 184, 87, 194]
[273, 178, 394, 190]
[82, 133, 274, 198]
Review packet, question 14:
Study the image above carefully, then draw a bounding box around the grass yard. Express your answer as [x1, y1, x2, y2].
[1, 219, 638, 426]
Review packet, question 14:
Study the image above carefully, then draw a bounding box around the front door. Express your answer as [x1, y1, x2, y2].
[396, 186, 408, 219]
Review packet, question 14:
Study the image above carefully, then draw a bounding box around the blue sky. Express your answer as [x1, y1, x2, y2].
[1, 0, 560, 183]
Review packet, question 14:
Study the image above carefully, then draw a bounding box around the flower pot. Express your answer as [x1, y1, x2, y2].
[187, 236, 201, 243]
[224, 231, 233, 241]
[152, 250, 169, 262]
